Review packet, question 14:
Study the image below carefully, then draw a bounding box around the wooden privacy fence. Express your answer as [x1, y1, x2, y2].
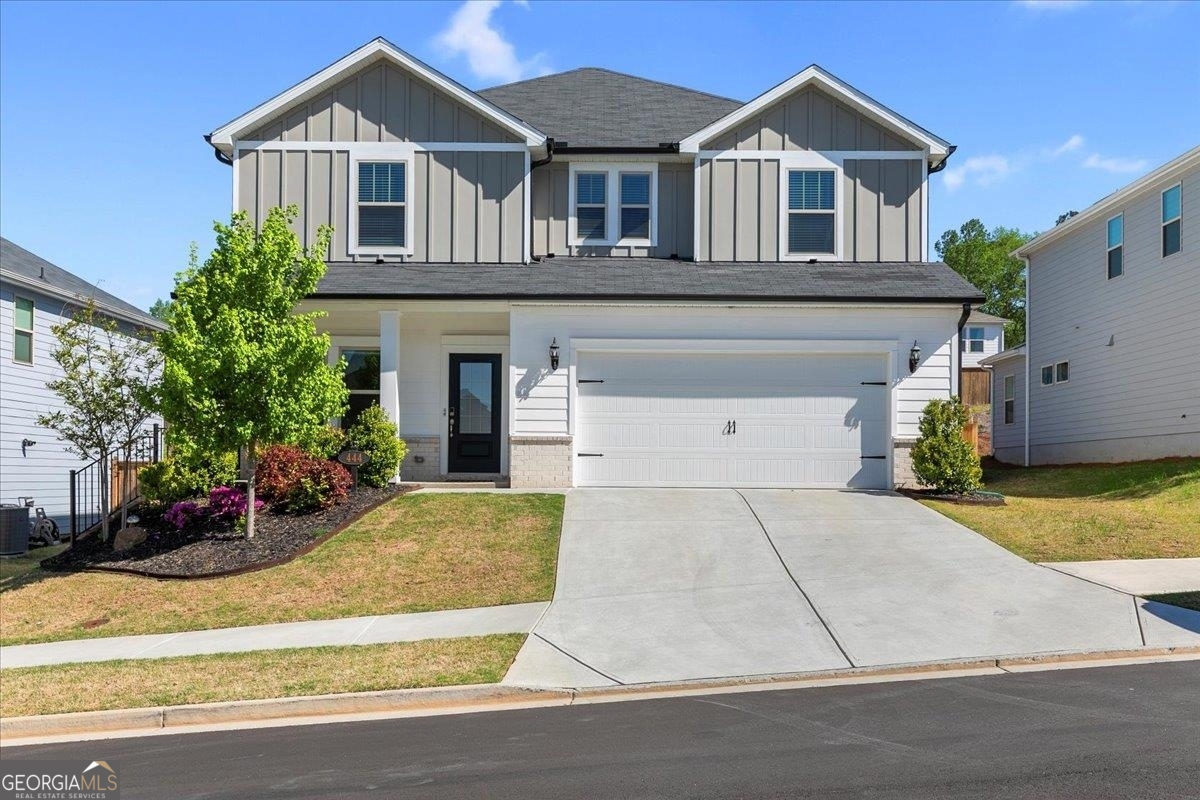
[962, 370, 992, 407]
[962, 423, 981, 457]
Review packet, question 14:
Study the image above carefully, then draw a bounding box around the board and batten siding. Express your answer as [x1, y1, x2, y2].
[0, 284, 162, 527]
[1025, 167, 1199, 463]
[508, 304, 960, 440]
[530, 161, 694, 259]
[990, 356, 1026, 464]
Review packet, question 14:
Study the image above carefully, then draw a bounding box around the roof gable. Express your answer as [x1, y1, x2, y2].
[679, 65, 951, 162]
[208, 38, 546, 152]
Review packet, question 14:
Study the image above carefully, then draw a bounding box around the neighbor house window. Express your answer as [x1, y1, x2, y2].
[1003, 375, 1015, 425]
[13, 296, 33, 364]
[340, 348, 380, 429]
[1041, 365, 1054, 386]
[1107, 214, 1123, 279]
[575, 172, 607, 241]
[786, 169, 836, 256]
[356, 162, 407, 250]
[619, 173, 652, 240]
[1056, 361, 1070, 383]
[961, 327, 985, 353]
[1162, 183, 1181, 257]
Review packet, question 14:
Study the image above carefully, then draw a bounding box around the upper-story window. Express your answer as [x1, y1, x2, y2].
[1041, 361, 1070, 386]
[961, 326, 985, 353]
[1162, 183, 1182, 257]
[786, 169, 837, 258]
[1107, 214, 1123, 279]
[570, 163, 657, 246]
[352, 160, 411, 255]
[13, 296, 34, 365]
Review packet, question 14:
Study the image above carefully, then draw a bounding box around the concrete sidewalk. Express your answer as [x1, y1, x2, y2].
[1042, 558, 1200, 595]
[0, 602, 548, 669]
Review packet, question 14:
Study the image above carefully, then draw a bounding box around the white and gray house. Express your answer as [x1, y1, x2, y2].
[986, 146, 1199, 465]
[0, 238, 166, 527]
[205, 38, 985, 490]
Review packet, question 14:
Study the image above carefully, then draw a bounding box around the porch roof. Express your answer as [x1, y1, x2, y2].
[312, 258, 984, 304]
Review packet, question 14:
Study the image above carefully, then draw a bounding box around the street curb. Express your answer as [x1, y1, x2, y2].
[3, 645, 1198, 744]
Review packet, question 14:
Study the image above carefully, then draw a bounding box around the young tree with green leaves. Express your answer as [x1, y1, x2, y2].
[37, 300, 161, 542]
[156, 205, 348, 537]
[935, 219, 1035, 347]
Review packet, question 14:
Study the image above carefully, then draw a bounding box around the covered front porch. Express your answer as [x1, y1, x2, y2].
[311, 301, 512, 482]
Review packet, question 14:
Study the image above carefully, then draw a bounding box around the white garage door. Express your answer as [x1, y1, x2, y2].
[574, 350, 889, 489]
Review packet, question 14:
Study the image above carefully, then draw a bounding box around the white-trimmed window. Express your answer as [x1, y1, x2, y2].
[1162, 183, 1182, 257]
[351, 160, 412, 255]
[786, 169, 837, 257]
[961, 326, 985, 353]
[569, 163, 657, 246]
[1107, 214, 1123, 279]
[1003, 375, 1015, 425]
[339, 347, 381, 429]
[1042, 361, 1069, 386]
[13, 296, 33, 365]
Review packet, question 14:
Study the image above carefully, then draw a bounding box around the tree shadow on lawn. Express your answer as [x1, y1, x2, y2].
[982, 458, 1200, 501]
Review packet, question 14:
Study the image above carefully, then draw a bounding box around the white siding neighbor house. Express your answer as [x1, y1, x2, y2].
[988, 146, 1200, 465]
[0, 238, 166, 528]
[206, 38, 985, 490]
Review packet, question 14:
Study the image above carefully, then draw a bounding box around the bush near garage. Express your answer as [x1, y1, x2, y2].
[911, 397, 983, 495]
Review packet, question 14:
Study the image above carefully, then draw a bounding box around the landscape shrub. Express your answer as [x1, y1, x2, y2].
[139, 447, 237, 505]
[256, 444, 351, 512]
[164, 500, 205, 530]
[206, 486, 264, 522]
[297, 425, 346, 459]
[910, 397, 983, 494]
[345, 405, 406, 487]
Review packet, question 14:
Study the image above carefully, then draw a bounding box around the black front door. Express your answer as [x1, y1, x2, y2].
[448, 354, 502, 473]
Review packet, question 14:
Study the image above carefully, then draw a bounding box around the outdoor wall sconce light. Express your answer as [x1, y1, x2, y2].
[549, 338, 560, 371]
[908, 341, 921, 374]
[21, 438, 36, 457]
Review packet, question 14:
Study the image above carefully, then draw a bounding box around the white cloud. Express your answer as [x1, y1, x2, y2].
[942, 155, 1012, 192]
[433, 0, 550, 85]
[1015, 0, 1089, 11]
[1083, 153, 1149, 174]
[1052, 134, 1085, 157]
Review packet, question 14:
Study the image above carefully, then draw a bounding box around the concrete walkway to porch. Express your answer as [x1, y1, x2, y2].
[0, 602, 548, 670]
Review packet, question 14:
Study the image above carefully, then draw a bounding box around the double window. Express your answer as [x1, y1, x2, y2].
[340, 348, 381, 429]
[786, 169, 837, 256]
[570, 164, 657, 246]
[354, 161, 409, 253]
[1107, 214, 1123, 279]
[13, 296, 33, 365]
[1041, 361, 1069, 386]
[961, 327, 985, 353]
[1163, 183, 1181, 257]
[1003, 375, 1015, 425]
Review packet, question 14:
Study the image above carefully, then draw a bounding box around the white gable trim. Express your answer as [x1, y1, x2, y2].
[208, 38, 547, 154]
[678, 65, 950, 160]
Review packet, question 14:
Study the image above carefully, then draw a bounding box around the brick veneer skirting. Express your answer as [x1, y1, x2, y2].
[892, 438, 925, 489]
[400, 435, 441, 482]
[509, 435, 572, 488]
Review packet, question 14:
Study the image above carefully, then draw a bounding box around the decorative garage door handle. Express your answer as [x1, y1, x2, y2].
[722, 420, 737, 435]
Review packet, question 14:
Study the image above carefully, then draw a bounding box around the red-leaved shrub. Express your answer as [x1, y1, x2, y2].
[255, 444, 351, 512]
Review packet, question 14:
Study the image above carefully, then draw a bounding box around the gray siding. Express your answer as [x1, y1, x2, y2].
[697, 157, 922, 262]
[248, 62, 520, 144]
[530, 162, 694, 258]
[1025, 167, 1200, 463]
[990, 357, 1026, 464]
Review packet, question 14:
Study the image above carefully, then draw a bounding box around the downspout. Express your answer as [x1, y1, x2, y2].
[1021, 255, 1031, 467]
[527, 139, 556, 263]
[204, 134, 233, 166]
[956, 301, 972, 401]
[530, 137, 556, 170]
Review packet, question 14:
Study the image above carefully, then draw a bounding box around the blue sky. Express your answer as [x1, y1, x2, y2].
[1, 0, 1197, 310]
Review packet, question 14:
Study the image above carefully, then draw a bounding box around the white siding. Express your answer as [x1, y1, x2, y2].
[990, 356, 1026, 464]
[961, 324, 1004, 368]
[1025, 167, 1200, 463]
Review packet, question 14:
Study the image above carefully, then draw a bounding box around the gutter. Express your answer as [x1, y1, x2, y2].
[553, 143, 680, 155]
[927, 144, 957, 174]
[956, 301, 972, 401]
[1021, 255, 1031, 467]
[204, 134, 234, 167]
[0, 268, 167, 332]
[530, 138, 556, 170]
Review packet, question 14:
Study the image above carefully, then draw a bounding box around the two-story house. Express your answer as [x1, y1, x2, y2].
[986, 146, 1199, 465]
[205, 38, 983, 490]
[960, 310, 1007, 406]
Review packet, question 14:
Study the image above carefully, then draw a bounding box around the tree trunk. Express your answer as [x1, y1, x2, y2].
[99, 457, 111, 542]
[245, 440, 257, 539]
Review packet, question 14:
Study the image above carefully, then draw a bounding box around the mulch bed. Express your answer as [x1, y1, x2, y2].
[42, 485, 408, 580]
[899, 488, 1007, 506]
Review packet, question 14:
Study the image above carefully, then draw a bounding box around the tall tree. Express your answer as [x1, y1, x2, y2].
[936, 219, 1035, 347]
[37, 300, 161, 542]
[156, 206, 347, 537]
[148, 298, 172, 321]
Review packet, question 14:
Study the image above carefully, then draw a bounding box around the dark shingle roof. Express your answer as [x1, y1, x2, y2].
[312, 258, 984, 303]
[0, 237, 164, 329]
[478, 68, 743, 149]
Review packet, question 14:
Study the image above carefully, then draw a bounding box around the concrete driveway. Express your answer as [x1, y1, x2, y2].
[504, 489, 1200, 688]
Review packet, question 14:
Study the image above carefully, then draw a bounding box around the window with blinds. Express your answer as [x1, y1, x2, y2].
[575, 172, 607, 241]
[357, 162, 407, 249]
[786, 169, 836, 256]
[619, 173, 651, 239]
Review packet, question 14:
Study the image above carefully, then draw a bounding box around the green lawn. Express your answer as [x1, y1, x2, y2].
[920, 458, 1200, 562]
[0, 635, 525, 718]
[0, 544, 68, 589]
[1, 493, 563, 646]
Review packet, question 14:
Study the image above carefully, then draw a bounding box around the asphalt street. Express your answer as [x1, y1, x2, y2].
[6, 660, 1199, 799]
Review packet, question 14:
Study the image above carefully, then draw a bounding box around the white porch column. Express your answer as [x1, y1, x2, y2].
[378, 310, 402, 446]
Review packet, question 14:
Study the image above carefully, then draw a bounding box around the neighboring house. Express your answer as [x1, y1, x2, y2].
[0, 238, 166, 528]
[205, 38, 984, 490]
[987, 146, 1199, 466]
[960, 310, 1007, 406]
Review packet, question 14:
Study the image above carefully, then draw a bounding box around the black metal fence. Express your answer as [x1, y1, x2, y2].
[68, 424, 164, 542]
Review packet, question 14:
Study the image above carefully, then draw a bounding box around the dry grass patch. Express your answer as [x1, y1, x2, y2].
[0, 634, 524, 718]
[921, 459, 1200, 562]
[0, 493, 563, 646]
